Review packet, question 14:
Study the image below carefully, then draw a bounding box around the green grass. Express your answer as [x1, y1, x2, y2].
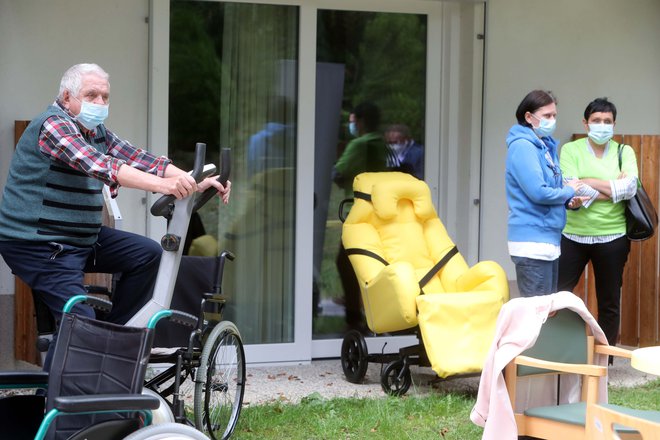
[609, 378, 660, 409]
[233, 379, 660, 439]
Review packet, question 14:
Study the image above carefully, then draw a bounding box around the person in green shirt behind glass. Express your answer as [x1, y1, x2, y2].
[558, 97, 638, 351]
[333, 101, 392, 331]
[332, 102, 393, 194]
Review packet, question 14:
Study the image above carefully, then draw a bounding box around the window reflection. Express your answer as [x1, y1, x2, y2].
[313, 10, 427, 339]
[169, 1, 298, 344]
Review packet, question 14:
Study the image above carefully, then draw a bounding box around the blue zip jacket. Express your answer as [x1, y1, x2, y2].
[505, 124, 575, 245]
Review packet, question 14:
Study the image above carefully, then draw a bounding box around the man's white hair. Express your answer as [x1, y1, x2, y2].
[58, 63, 110, 100]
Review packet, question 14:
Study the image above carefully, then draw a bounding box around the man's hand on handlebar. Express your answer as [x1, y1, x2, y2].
[161, 173, 198, 200]
[198, 176, 232, 205]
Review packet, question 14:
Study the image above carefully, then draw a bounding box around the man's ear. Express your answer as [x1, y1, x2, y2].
[61, 90, 72, 109]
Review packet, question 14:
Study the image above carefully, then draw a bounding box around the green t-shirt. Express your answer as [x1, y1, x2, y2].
[560, 138, 638, 236]
[334, 132, 390, 194]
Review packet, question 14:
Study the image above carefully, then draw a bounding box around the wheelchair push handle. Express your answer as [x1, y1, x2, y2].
[209, 250, 235, 295]
[150, 142, 208, 218]
[63, 295, 113, 314]
[192, 147, 231, 213]
[147, 309, 199, 329]
[338, 197, 354, 223]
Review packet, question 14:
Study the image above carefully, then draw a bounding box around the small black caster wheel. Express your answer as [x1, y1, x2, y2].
[381, 359, 412, 396]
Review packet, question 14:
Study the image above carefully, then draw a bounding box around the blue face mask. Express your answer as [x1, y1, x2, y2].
[74, 98, 109, 130]
[349, 121, 358, 137]
[530, 113, 556, 138]
[588, 123, 614, 145]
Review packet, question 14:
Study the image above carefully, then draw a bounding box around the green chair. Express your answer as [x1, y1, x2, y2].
[504, 309, 632, 439]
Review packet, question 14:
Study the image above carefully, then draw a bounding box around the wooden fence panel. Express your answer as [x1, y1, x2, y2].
[571, 134, 660, 347]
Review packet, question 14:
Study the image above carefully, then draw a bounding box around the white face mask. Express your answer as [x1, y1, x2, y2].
[588, 123, 614, 145]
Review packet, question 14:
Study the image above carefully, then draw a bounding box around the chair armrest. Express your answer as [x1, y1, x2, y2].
[515, 355, 607, 377]
[595, 344, 632, 359]
[0, 371, 49, 388]
[53, 394, 160, 413]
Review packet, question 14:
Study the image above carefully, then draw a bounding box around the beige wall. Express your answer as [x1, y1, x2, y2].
[0, 0, 150, 294]
[1, 0, 659, 286]
[480, 0, 660, 277]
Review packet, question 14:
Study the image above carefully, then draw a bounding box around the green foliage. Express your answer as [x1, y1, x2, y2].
[317, 11, 427, 142]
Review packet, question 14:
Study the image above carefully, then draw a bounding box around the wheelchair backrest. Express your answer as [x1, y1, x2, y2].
[46, 314, 153, 440]
[342, 172, 469, 293]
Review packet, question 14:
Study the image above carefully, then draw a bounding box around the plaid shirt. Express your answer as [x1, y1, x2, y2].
[38, 101, 170, 197]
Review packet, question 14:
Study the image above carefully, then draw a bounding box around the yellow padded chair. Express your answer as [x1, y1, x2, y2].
[342, 172, 509, 378]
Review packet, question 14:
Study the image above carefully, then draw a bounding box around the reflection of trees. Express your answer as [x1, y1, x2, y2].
[317, 12, 426, 142]
[169, 2, 223, 169]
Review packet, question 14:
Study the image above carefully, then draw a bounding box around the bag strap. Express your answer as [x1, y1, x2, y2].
[617, 142, 622, 171]
[419, 245, 459, 292]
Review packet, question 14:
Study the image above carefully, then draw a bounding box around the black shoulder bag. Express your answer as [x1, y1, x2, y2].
[617, 143, 658, 241]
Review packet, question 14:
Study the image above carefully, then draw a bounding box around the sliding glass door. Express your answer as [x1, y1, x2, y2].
[149, 0, 453, 364]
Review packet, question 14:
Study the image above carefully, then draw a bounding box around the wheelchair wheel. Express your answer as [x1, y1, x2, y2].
[381, 359, 412, 396]
[122, 422, 210, 439]
[194, 321, 245, 440]
[341, 330, 369, 383]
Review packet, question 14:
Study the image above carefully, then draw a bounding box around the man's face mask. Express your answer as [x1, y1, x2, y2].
[73, 96, 109, 130]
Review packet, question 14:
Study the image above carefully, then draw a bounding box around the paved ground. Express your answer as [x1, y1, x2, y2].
[5, 348, 655, 407]
[241, 352, 656, 406]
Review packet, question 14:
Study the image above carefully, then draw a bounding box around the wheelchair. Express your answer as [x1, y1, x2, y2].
[2, 144, 244, 439]
[0, 295, 210, 440]
[338, 172, 509, 396]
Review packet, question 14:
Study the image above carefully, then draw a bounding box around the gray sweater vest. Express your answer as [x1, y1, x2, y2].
[0, 105, 107, 246]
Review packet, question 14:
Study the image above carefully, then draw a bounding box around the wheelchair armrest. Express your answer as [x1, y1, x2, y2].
[53, 394, 160, 413]
[456, 261, 508, 296]
[368, 261, 419, 293]
[0, 371, 49, 387]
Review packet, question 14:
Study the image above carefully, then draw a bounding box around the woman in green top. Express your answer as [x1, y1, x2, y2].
[557, 97, 638, 348]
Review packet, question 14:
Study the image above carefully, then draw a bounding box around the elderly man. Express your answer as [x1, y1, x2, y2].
[0, 63, 230, 367]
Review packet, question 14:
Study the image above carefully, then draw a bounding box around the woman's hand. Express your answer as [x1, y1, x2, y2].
[567, 196, 589, 209]
[565, 179, 584, 193]
[198, 176, 232, 204]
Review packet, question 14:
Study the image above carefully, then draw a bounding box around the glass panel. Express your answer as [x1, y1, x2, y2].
[169, 1, 298, 344]
[313, 11, 427, 339]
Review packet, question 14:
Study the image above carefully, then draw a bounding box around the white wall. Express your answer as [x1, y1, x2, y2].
[480, 0, 660, 277]
[0, 0, 149, 294]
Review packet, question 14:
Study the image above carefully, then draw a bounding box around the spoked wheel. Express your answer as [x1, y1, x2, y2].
[194, 321, 245, 440]
[381, 359, 412, 396]
[341, 330, 369, 383]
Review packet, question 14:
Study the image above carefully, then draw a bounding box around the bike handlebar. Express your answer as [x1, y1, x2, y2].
[150, 144, 231, 219]
[192, 148, 231, 213]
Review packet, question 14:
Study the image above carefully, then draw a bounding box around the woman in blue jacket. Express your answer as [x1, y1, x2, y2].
[505, 90, 583, 297]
